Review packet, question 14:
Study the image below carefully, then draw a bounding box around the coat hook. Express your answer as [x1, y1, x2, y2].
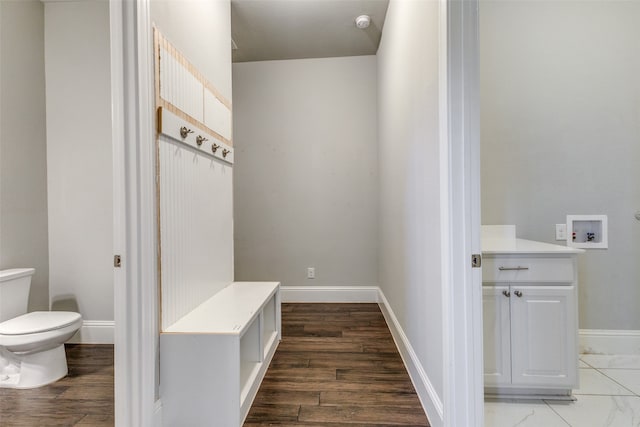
[222, 149, 231, 158]
[196, 135, 208, 147]
[211, 143, 220, 153]
[180, 126, 194, 139]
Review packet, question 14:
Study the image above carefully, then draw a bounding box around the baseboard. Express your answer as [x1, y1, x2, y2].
[280, 286, 379, 303]
[377, 290, 444, 427]
[68, 320, 114, 344]
[579, 329, 640, 355]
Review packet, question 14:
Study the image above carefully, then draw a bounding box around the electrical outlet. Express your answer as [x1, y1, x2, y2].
[307, 267, 315, 279]
[555, 224, 567, 241]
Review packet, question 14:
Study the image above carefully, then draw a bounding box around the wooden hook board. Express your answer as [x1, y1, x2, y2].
[158, 107, 234, 165]
[154, 27, 232, 146]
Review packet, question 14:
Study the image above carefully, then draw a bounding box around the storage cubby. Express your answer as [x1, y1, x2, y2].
[262, 296, 278, 359]
[566, 215, 608, 249]
[240, 315, 262, 403]
[160, 282, 281, 427]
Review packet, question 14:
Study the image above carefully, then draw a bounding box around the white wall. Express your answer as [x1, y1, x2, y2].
[151, 0, 232, 101]
[480, 0, 640, 330]
[150, 0, 234, 329]
[232, 56, 378, 288]
[0, 0, 49, 312]
[159, 140, 234, 330]
[44, 1, 113, 323]
[377, 0, 444, 418]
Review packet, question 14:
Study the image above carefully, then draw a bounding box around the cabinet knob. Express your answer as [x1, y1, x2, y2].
[502, 290, 511, 297]
[514, 290, 523, 298]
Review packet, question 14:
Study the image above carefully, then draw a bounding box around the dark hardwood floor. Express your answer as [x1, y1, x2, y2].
[0, 344, 114, 426]
[0, 306, 427, 426]
[244, 303, 430, 427]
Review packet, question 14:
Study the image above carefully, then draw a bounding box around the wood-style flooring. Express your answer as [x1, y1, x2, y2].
[244, 303, 430, 427]
[0, 344, 114, 426]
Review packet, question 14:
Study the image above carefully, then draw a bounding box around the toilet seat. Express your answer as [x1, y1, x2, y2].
[0, 312, 82, 335]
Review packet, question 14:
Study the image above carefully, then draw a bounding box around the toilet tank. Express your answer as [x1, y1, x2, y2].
[0, 268, 35, 323]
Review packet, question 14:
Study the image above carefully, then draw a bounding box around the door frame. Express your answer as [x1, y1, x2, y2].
[111, 0, 157, 425]
[111, 0, 484, 424]
[441, 0, 484, 426]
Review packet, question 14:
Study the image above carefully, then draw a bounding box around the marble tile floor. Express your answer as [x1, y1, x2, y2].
[485, 354, 640, 427]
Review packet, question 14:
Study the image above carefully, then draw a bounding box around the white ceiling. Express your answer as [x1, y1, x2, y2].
[231, 0, 389, 63]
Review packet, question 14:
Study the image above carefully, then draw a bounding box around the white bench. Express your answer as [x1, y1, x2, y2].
[160, 282, 281, 426]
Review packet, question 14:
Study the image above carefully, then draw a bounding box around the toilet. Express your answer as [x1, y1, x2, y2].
[0, 268, 82, 389]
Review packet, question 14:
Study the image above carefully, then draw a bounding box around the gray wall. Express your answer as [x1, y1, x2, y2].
[377, 0, 444, 402]
[44, 1, 113, 321]
[0, 0, 49, 311]
[480, 0, 640, 330]
[232, 56, 378, 287]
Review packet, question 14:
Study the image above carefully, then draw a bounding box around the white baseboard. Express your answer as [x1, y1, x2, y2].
[280, 286, 379, 303]
[68, 320, 114, 344]
[377, 290, 444, 427]
[579, 329, 640, 355]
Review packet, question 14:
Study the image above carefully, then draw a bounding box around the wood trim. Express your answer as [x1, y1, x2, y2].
[153, 26, 161, 113]
[158, 100, 232, 146]
[156, 108, 163, 338]
[153, 28, 232, 146]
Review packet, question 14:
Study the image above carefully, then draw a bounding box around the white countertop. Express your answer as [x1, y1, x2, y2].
[482, 238, 584, 255]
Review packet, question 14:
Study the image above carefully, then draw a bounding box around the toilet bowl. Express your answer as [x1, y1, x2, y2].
[0, 268, 83, 389]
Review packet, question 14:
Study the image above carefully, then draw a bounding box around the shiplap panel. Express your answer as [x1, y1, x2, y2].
[159, 136, 234, 330]
[154, 28, 232, 146]
[160, 47, 204, 123]
[204, 89, 232, 141]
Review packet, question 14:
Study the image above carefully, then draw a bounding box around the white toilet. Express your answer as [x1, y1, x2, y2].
[0, 268, 82, 389]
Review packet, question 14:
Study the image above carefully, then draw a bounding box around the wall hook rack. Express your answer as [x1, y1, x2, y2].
[157, 107, 234, 164]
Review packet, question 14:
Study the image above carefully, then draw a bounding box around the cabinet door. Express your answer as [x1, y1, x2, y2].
[483, 286, 512, 386]
[510, 285, 577, 387]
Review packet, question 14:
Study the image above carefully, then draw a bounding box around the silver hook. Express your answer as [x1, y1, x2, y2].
[222, 149, 231, 158]
[196, 135, 208, 147]
[180, 126, 194, 139]
[211, 143, 220, 153]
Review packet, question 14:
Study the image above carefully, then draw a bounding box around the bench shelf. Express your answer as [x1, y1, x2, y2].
[160, 282, 281, 426]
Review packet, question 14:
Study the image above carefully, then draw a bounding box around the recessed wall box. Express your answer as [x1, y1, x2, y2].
[566, 215, 608, 249]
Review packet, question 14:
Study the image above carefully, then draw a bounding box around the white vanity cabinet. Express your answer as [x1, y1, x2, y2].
[482, 239, 583, 397]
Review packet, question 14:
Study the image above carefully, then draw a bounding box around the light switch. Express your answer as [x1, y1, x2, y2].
[555, 224, 567, 241]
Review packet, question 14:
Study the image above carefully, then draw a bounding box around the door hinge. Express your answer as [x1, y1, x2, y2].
[471, 253, 482, 268]
[114, 255, 122, 268]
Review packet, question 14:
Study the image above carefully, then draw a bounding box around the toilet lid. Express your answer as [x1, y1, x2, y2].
[0, 311, 82, 335]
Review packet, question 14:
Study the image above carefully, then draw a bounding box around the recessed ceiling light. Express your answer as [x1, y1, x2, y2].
[355, 15, 371, 29]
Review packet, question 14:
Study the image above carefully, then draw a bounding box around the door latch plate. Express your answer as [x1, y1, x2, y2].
[471, 253, 482, 268]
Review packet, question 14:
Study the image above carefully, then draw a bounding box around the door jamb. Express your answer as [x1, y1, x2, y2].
[111, 0, 157, 425]
[441, 0, 484, 425]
